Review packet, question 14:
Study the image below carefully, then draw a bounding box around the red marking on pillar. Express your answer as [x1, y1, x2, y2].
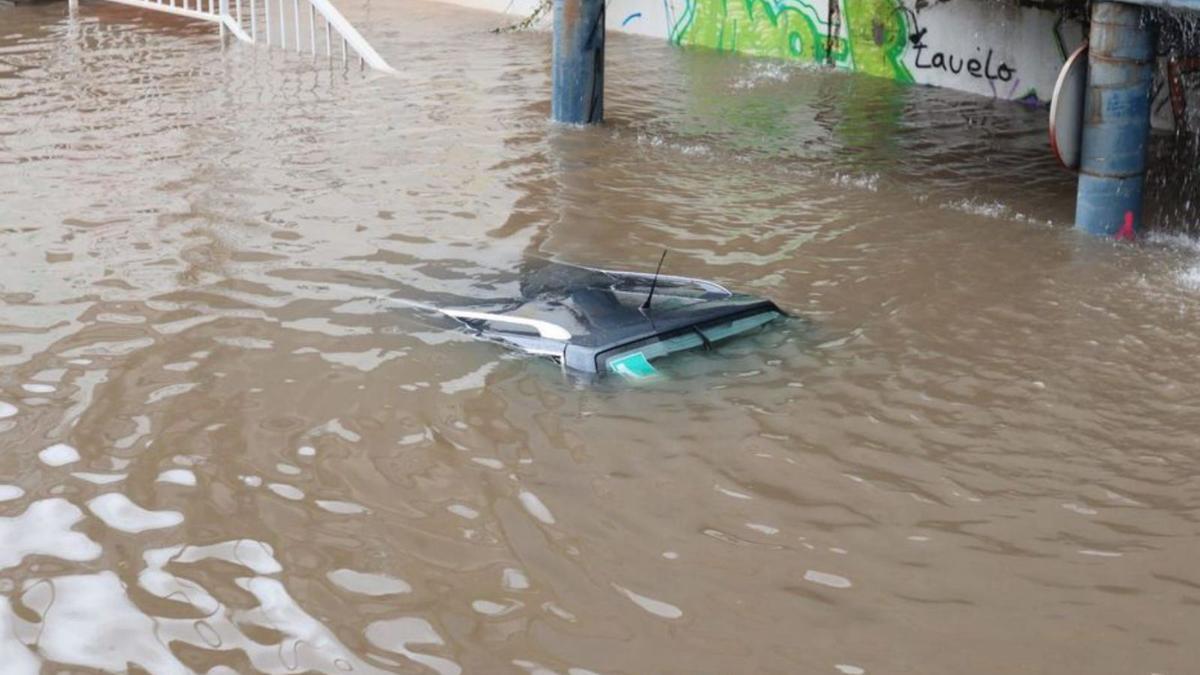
[1115, 211, 1136, 241]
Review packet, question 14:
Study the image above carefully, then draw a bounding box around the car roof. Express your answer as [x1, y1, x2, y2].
[426, 259, 781, 373]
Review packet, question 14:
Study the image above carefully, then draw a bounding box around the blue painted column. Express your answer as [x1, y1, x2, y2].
[1075, 1, 1157, 238]
[552, 0, 605, 124]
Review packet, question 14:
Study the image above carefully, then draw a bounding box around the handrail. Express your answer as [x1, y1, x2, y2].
[94, 0, 394, 73]
[101, 0, 221, 23]
[218, 0, 253, 43]
[307, 0, 394, 73]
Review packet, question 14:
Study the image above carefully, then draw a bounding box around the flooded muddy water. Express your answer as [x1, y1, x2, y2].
[2, 1, 1199, 673]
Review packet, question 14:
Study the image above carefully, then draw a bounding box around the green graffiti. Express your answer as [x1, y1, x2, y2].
[672, 0, 829, 62]
[671, 0, 911, 83]
[842, 0, 912, 82]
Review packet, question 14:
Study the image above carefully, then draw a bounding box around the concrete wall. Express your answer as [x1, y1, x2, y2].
[466, 0, 1087, 103]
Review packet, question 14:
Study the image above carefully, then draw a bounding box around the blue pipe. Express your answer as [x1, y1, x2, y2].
[1075, 1, 1157, 238]
[552, 0, 605, 124]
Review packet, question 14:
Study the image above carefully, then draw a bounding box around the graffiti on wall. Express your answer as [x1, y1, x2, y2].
[668, 0, 834, 63]
[670, 0, 1057, 101]
[844, 0, 911, 82]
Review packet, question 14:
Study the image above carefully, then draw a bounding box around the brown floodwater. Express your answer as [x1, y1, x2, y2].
[2, 1, 1200, 673]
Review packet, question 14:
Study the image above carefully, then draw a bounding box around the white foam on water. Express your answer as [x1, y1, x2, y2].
[0, 485, 24, 502]
[61, 337, 156, 358]
[96, 312, 146, 325]
[240, 475, 263, 487]
[612, 584, 683, 619]
[730, 61, 795, 89]
[156, 469, 196, 487]
[71, 472, 127, 485]
[21, 572, 189, 673]
[1145, 231, 1200, 290]
[502, 568, 530, 591]
[318, 419, 360, 443]
[447, 504, 479, 519]
[440, 361, 499, 394]
[804, 570, 853, 589]
[137, 543, 390, 674]
[0, 401, 17, 419]
[365, 617, 461, 675]
[111, 414, 151, 451]
[512, 659, 558, 675]
[471, 599, 520, 616]
[139, 547, 223, 615]
[835, 665, 866, 674]
[152, 315, 219, 335]
[398, 430, 431, 446]
[1103, 490, 1144, 507]
[145, 383, 197, 405]
[213, 336, 273, 350]
[942, 197, 1011, 219]
[327, 568, 411, 596]
[543, 602, 576, 622]
[0, 499, 102, 570]
[275, 463, 301, 476]
[716, 485, 753, 500]
[22, 383, 54, 394]
[746, 522, 779, 535]
[315, 499, 369, 514]
[1178, 263, 1200, 290]
[238, 576, 389, 672]
[297, 445, 317, 457]
[471, 457, 504, 470]
[1148, 231, 1200, 252]
[0, 596, 41, 674]
[172, 539, 282, 575]
[86, 493, 183, 533]
[267, 483, 304, 501]
[1078, 549, 1123, 558]
[518, 490, 555, 525]
[832, 173, 880, 192]
[38, 443, 80, 467]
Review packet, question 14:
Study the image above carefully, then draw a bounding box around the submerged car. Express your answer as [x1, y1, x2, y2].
[421, 258, 785, 378]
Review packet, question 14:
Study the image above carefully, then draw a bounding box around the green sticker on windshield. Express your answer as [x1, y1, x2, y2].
[609, 352, 659, 379]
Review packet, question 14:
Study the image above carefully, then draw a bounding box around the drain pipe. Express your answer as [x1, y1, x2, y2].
[1075, 1, 1157, 238]
[551, 0, 604, 124]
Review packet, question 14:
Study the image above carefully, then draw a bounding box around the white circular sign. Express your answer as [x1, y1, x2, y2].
[1049, 43, 1088, 171]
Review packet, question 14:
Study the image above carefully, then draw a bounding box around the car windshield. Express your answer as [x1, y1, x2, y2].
[603, 309, 783, 378]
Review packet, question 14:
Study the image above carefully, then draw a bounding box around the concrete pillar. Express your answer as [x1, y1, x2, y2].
[551, 0, 604, 124]
[1075, 1, 1157, 239]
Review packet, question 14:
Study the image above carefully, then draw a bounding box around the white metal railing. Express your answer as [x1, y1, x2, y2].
[95, 0, 394, 73]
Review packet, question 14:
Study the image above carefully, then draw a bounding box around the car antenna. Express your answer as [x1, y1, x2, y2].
[641, 249, 668, 312]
